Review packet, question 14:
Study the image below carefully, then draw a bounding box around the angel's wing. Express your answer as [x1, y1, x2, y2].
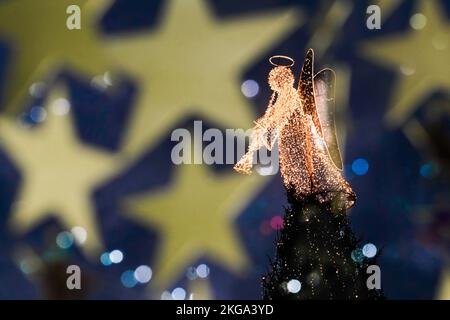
[313, 68, 343, 170]
[297, 48, 324, 139]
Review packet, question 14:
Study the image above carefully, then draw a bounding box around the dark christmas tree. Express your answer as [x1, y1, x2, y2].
[262, 189, 384, 300]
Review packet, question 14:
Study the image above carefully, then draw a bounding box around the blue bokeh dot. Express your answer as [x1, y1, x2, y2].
[420, 162, 436, 179]
[351, 248, 365, 263]
[121, 270, 138, 288]
[56, 231, 74, 249]
[351, 158, 369, 176]
[100, 252, 112, 266]
[29, 106, 46, 123]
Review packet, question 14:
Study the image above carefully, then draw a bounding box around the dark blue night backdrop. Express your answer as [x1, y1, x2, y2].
[0, 0, 449, 299]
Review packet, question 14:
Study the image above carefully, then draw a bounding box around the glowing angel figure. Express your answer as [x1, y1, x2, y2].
[234, 49, 356, 209]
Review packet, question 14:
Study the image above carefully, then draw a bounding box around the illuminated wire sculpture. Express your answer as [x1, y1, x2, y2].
[234, 49, 355, 209]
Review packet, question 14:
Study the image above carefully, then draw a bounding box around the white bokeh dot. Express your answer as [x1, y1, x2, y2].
[29, 82, 47, 98]
[71, 226, 87, 245]
[161, 291, 172, 300]
[51, 98, 71, 115]
[109, 250, 124, 264]
[241, 80, 260, 98]
[362, 243, 377, 258]
[134, 265, 152, 283]
[287, 279, 302, 294]
[103, 72, 113, 86]
[196, 264, 210, 278]
[172, 287, 186, 300]
[410, 13, 427, 30]
[399, 65, 415, 76]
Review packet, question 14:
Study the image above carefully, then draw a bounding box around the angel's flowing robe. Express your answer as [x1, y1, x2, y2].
[278, 93, 355, 209]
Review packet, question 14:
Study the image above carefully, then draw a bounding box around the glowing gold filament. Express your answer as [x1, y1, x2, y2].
[234, 49, 355, 209]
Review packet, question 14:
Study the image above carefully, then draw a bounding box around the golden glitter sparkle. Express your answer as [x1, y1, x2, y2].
[234, 49, 355, 209]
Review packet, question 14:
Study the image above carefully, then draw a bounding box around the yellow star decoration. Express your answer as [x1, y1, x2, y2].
[125, 164, 265, 290]
[436, 266, 450, 300]
[0, 0, 112, 113]
[189, 278, 213, 300]
[0, 84, 121, 256]
[361, 0, 450, 127]
[373, 0, 402, 22]
[107, 0, 302, 157]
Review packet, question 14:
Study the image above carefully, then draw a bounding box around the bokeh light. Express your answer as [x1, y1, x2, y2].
[362, 243, 377, 258]
[51, 98, 71, 115]
[287, 279, 302, 293]
[56, 231, 74, 249]
[161, 291, 172, 300]
[109, 250, 124, 264]
[100, 252, 112, 266]
[270, 215, 283, 230]
[19, 259, 39, 275]
[351, 158, 369, 176]
[121, 270, 137, 288]
[186, 266, 198, 280]
[410, 13, 427, 30]
[351, 248, 365, 263]
[241, 79, 259, 98]
[196, 264, 210, 279]
[29, 82, 47, 98]
[71, 226, 87, 245]
[134, 265, 152, 283]
[30, 106, 47, 123]
[171, 287, 186, 300]
[420, 162, 437, 179]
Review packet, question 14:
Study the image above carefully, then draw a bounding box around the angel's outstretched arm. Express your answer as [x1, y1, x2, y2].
[233, 126, 266, 174]
[234, 94, 277, 174]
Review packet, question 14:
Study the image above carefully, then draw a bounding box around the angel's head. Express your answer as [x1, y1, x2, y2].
[268, 66, 295, 92]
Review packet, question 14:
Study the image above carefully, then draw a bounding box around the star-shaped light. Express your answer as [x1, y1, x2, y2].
[0, 84, 120, 255]
[125, 164, 265, 290]
[0, 0, 112, 113]
[373, 0, 403, 22]
[361, 0, 450, 127]
[437, 266, 450, 300]
[107, 0, 302, 157]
